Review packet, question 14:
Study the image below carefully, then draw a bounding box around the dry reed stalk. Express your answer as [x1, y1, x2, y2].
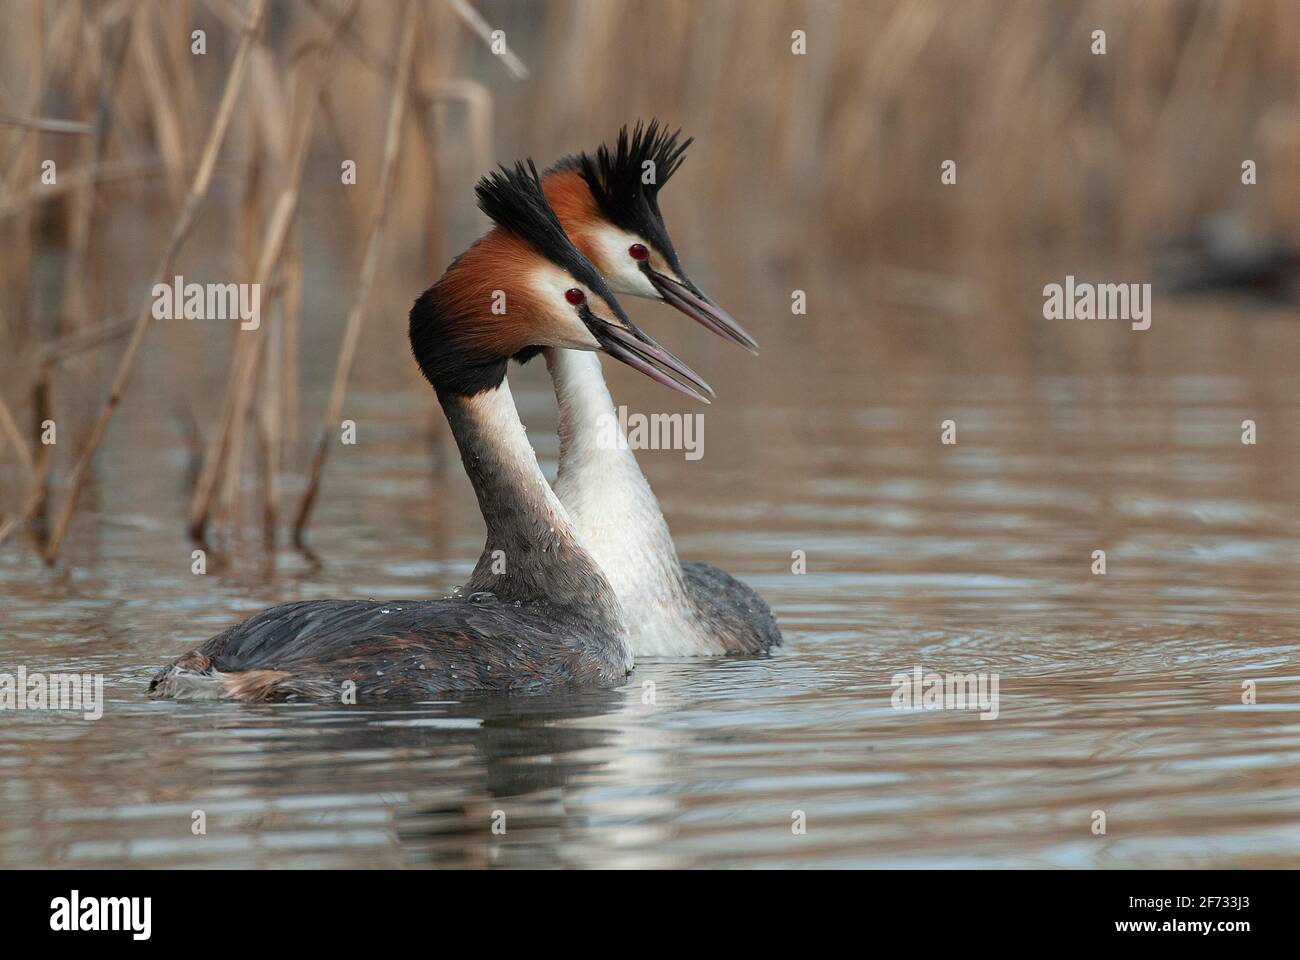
[0, 156, 174, 222]
[226, 45, 299, 544]
[443, 0, 530, 79]
[299, 0, 493, 249]
[208, 57, 275, 542]
[132, 2, 190, 202]
[281, 224, 303, 449]
[0, 7, 54, 351]
[0, 3, 61, 185]
[304, 0, 390, 76]
[0, 114, 93, 135]
[0, 392, 34, 476]
[59, 14, 133, 336]
[258, 289, 284, 547]
[199, 0, 250, 34]
[302, 2, 494, 182]
[211, 138, 268, 543]
[187, 189, 294, 542]
[0, 370, 53, 550]
[41, 0, 268, 565]
[0, 312, 129, 514]
[158, 0, 203, 148]
[38, 316, 133, 363]
[0, 481, 28, 548]
[292, 1, 419, 549]
[252, 61, 287, 549]
[412, 91, 445, 289]
[28, 370, 53, 546]
[187, 0, 360, 546]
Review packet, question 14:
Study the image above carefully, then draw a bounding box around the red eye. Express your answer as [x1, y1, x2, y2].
[564, 288, 586, 306]
[629, 243, 649, 261]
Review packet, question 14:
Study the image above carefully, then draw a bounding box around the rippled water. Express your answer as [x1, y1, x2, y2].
[3, 291, 1300, 868]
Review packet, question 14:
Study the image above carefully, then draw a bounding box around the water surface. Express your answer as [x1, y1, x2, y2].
[3, 292, 1299, 868]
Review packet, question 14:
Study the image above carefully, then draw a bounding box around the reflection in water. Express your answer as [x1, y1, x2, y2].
[2, 292, 1300, 868]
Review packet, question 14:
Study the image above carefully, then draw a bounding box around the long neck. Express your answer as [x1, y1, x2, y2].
[437, 377, 621, 623]
[544, 348, 692, 606]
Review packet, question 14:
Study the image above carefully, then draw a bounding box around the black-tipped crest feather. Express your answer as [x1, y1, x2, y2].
[474, 159, 615, 306]
[410, 158, 628, 396]
[555, 119, 694, 272]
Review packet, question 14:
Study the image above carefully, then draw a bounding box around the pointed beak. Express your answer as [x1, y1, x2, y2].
[585, 312, 714, 404]
[644, 267, 760, 354]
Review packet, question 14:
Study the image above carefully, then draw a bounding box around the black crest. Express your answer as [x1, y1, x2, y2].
[412, 160, 626, 397]
[558, 119, 694, 273]
[474, 159, 617, 309]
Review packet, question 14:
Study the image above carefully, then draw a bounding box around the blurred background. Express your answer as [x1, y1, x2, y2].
[2, 1, 1300, 869]
[1, 0, 1298, 559]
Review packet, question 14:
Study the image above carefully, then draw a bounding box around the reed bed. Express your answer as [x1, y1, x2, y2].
[0, 0, 1296, 566]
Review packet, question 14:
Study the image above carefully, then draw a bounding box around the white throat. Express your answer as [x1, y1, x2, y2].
[544, 349, 724, 656]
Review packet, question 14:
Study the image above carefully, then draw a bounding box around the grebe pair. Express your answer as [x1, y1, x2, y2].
[150, 123, 779, 702]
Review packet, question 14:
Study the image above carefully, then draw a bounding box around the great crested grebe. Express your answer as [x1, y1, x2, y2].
[149, 160, 713, 702]
[536, 120, 781, 657]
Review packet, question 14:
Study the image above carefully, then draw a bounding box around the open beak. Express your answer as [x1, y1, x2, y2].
[585, 312, 714, 404]
[643, 266, 760, 354]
